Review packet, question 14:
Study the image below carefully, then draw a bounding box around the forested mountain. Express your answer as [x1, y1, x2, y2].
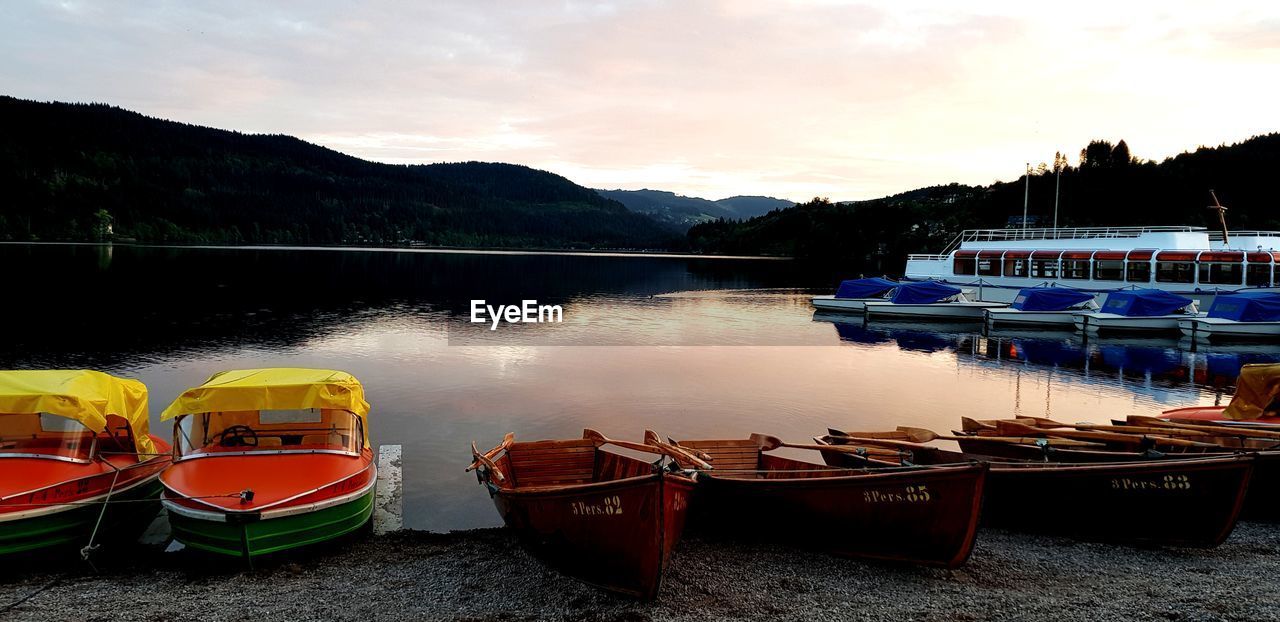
[0, 96, 679, 248]
[598, 188, 793, 228]
[689, 135, 1280, 274]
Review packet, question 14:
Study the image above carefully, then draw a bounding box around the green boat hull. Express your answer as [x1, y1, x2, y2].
[0, 479, 164, 557]
[168, 488, 375, 558]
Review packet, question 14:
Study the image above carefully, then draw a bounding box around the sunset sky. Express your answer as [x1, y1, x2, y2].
[4, 1, 1278, 201]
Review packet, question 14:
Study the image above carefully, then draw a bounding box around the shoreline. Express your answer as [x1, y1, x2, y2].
[0, 241, 793, 261]
[3, 523, 1277, 621]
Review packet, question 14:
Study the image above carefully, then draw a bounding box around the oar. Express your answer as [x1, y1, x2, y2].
[890, 426, 1106, 448]
[826, 427, 921, 442]
[995, 420, 1221, 449]
[583, 429, 713, 469]
[643, 430, 716, 467]
[818, 434, 933, 452]
[466, 432, 514, 473]
[1015, 416, 1213, 438]
[749, 433, 902, 458]
[1128, 415, 1280, 441]
[468, 440, 507, 482]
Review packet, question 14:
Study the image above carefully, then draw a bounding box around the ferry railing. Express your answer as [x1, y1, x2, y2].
[958, 226, 1203, 244]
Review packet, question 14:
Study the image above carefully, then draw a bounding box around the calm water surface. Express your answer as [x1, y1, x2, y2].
[5, 243, 1279, 531]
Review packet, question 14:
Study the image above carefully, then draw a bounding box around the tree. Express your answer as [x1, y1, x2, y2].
[1080, 140, 1115, 168]
[92, 209, 113, 240]
[1111, 140, 1132, 166]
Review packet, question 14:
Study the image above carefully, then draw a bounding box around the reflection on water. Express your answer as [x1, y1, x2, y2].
[4, 244, 1280, 531]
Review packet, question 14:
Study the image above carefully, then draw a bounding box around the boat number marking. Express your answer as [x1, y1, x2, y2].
[1110, 474, 1191, 491]
[571, 495, 623, 516]
[863, 485, 931, 504]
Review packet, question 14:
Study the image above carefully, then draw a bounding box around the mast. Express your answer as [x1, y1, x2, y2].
[1022, 162, 1030, 231]
[1053, 165, 1061, 229]
[1207, 190, 1229, 247]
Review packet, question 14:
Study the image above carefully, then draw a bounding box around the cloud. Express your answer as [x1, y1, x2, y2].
[3, 0, 1278, 200]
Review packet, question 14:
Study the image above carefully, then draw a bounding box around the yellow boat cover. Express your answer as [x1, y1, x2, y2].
[161, 368, 371, 442]
[0, 369, 156, 454]
[1224, 363, 1280, 420]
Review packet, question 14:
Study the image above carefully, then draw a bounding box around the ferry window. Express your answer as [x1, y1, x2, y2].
[1199, 262, 1243, 286]
[1060, 259, 1090, 280]
[1030, 260, 1058, 278]
[1247, 264, 1271, 287]
[953, 256, 976, 275]
[1003, 259, 1027, 278]
[976, 259, 1001, 277]
[1093, 260, 1124, 281]
[1156, 261, 1195, 284]
[1126, 261, 1151, 283]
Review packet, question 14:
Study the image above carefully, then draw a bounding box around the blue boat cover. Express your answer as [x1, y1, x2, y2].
[1010, 287, 1095, 311]
[1207, 291, 1280, 322]
[890, 281, 962, 304]
[835, 277, 898, 299]
[1100, 289, 1194, 317]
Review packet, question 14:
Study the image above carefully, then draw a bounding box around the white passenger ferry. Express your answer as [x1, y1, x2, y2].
[904, 226, 1280, 304]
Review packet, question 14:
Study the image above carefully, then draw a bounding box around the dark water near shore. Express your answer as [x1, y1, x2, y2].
[4, 243, 1279, 531]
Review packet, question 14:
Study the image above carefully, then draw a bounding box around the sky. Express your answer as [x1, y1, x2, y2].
[3, 1, 1279, 201]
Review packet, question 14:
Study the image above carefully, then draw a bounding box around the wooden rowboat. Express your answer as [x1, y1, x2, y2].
[468, 430, 695, 600]
[666, 434, 986, 568]
[160, 369, 376, 559]
[818, 432, 1253, 547]
[1, 370, 172, 558]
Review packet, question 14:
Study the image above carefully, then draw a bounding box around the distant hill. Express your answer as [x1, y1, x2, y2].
[714, 195, 795, 218]
[689, 134, 1280, 273]
[0, 96, 680, 249]
[598, 189, 793, 228]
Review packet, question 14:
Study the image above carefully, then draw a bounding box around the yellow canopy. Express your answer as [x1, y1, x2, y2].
[161, 368, 371, 442]
[0, 369, 156, 455]
[1224, 363, 1280, 421]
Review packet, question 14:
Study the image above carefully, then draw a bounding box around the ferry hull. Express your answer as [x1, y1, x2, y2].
[1179, 317, 1280, 341]
[865, 301, 1006, 321]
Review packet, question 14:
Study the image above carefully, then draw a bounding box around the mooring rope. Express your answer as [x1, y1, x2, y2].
[0, 577, 63, 614]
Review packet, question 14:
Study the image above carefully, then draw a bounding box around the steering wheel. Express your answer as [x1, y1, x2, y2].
[218, 425, 259, 448]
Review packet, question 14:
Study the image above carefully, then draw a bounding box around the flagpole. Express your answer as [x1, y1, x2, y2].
[1022, 162, 1030, 232]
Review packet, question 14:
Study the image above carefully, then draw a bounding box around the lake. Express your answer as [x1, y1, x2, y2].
[3, 243, 1278, 531]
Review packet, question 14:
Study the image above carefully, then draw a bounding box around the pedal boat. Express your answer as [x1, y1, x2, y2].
[1, 370, 170, 557]
[863, 281, 1006, 321]
[810, 277, 898, 313]
[1073, 289, 1200, 335]
[985, 286, 1098, 328]
[159, 368, 376, 559]
[1179, 291, 1280, 341]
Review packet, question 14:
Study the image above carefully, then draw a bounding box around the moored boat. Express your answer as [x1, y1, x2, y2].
[819, 430, 1253, 547]
[1, 370, 171, 558]
[160, 368, 376, 559]
[1179, 291, 1280, 341]
[1073, 289, 1201, 334]
[666, 433, 986, 568]
[810, 277, 898, 313]
[863, 281, 1006, 321]
[984, 286, 1098, 328]
[468, 430, 696, 599]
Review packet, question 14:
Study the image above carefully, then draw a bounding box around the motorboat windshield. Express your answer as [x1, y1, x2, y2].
[174, 408, 365, 459]
[0, 412, 97, 463]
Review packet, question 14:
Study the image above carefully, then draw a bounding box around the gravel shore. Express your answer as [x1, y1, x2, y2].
[3, 523, 1278, 622]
